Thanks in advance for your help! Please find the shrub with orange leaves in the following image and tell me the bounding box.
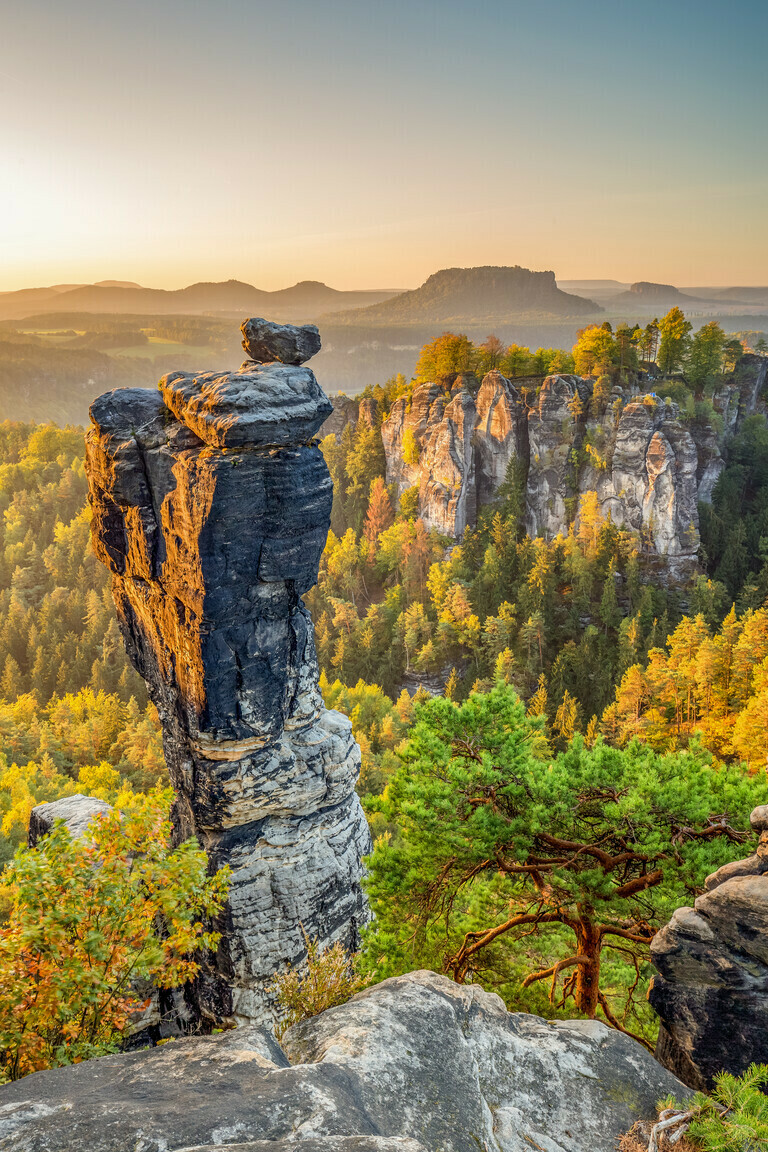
[0,789,229,1081]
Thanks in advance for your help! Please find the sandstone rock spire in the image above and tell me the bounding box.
[85,323,371,1027]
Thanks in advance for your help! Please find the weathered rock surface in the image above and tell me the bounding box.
[325,353,768,565]
[525,374,590,541]
[85,327,370,1028]
[649,803,768,1089]
[160,362,332,448]
[380,370,714,571]
[0,970,685,1152]
[241,317,321,365]
[714,352,768,437]
[319,394,366,440]
[27,794,112,847]
[377,355,768,569]
[474,369,528,505]
[381,374,529,536]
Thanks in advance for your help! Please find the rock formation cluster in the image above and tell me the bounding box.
[375,355,767,576]
[0,970,686,1152]
[649,803,768,1089]
[84,318,371,1027]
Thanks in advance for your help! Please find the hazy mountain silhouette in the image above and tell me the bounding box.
[610,281,705,307]
[329,266,600,324]
[0,280,400,323]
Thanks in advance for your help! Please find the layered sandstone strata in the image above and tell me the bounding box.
[85,324,371,1026]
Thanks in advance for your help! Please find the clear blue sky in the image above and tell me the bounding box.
[1,0,767,289]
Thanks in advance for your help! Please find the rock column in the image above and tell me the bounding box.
[85,319,371,1026]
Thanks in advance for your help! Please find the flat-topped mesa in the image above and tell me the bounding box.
[85,321,371,1027]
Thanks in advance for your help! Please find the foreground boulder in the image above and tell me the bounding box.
[649,803,768,1089]
[84,325,370,1027]
[0,971,684,1152]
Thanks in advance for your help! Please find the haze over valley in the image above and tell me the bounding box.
[3,263,768,422]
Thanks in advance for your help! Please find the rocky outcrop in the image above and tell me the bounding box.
[319,393,359,439]
[381,371,715,571]
[0,970,686,1152]
[377,353,768,578]
[381,374,528,536]
[576,394,700,576]
[649,804,768,1090]
[84,322,371,1028]
[713,353,768,437]
[27,794,112,847]
[525,374,590,540]
[474,370,528,504]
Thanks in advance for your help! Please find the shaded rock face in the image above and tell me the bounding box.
[85,345,370,1027]
[0,970,686,1152]
[649,804,768,1090]
[27,795,112,847]
[318,393,366,440]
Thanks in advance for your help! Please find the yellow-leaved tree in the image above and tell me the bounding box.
[0,789,229,1081]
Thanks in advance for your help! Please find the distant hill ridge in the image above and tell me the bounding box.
[0,279,400,323]
[612,281,704,305]
[329,265,600,324]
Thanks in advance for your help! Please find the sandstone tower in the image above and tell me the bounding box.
[85,319,371,1025]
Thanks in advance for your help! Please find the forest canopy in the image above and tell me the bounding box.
[0,307,765,1060]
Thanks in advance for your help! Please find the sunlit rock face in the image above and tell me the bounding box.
[474,369,527,504]
[381,373,527,537]
[380,367,739,580]
[85,334,371,1027]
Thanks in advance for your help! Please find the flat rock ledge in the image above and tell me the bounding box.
[0,971,685,1152]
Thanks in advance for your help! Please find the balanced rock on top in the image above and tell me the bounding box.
[241,317,321,365]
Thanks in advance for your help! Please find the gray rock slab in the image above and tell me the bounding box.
[178,1142,424,1152]
[0,970,685,1152]
[28,795,112,847]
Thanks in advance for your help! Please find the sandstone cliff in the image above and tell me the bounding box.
[376,358,768,573]
[85,321,371,1027]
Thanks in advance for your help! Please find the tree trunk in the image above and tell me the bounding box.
[574,917,601,1018]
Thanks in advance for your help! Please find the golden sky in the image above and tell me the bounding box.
[2,0,767,291]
